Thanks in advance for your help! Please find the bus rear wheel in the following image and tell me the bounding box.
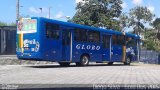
[108,62,113,65]
[124,57,131,65]
[78,55,89,66]
[59,62,70,67]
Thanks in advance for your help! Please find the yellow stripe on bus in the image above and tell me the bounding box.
[20,33,23,48]
[122,46,126,62]
[19,33,24,53]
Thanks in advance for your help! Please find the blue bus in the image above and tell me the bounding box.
[16,17,140,66]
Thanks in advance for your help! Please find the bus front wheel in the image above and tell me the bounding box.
[108,62,113,65]
[79,55,89,66]
[59,62,70,67]
[124,57,131,65]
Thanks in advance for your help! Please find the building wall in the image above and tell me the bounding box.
[0,26,16,55]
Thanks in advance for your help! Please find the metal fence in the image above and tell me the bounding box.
[0,26,16,55]
[140,49,160,64]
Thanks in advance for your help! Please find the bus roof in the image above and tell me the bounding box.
[32,17,140,39]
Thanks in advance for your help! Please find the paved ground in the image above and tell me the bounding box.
[1,63,160,85]
[0,55,160,89]
[0,55,56,65]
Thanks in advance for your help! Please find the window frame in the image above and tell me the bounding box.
[87,30,100,43]
[126,36,135,46]
[74,28,87,42]
[102,35,110,48]
[45,22,60,40]
[112,35,117,45]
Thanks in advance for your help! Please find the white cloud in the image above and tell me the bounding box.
[121,2,128,9]
[148,6,155,12]
[29,7,40,14]
[75,0,84,4]
[54,11,64,19]
[132,0,143,5]
[42,8,49,13]
[75,0,86,4]
[29,7,49,14]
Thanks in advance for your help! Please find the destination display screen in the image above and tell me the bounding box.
[17,18,37,34]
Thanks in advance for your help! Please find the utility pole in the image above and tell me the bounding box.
[39,8,42,17]
[16,0,20,22]
[49,7,52,19]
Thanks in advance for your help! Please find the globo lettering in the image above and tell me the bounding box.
[76,44,100,50]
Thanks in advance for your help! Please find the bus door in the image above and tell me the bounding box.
[111,35,125,61]
[62,29,72,62]
[102,34,111,61]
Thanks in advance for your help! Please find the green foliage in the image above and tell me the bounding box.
[69,0,123,30]
[129,6,155,35]
[143,29,160,51]
[119,13,129,31]
[8,22,16,26]
[144,40,158,51]
[152,18,160,29]
[144,38,160,51]
[0,21,16,26]
[152,18,160,38]
[0,21,7,26]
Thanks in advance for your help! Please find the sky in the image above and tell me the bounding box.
[0,0,160,24]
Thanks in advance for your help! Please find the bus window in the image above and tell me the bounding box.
[74,29,87,42]
[62,30,70,45]
[112,35,117,45]
[46,23,60,39]
[102,35,110,48]
[88,31,100,43]
[117,35,125,45]
[126,37,135,46]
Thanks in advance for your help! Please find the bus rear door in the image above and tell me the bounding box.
[111,35,124,61]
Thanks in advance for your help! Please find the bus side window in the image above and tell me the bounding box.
[102,35,110,48]
[74,29,87,42]
[46,23,60,39]
[117,35,125,46]
[126,37,134,46]
[62,30,70,45]
[112,35,117,45]
[88,31,100,43]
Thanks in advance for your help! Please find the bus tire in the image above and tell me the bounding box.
[108,62,113,65]
[76,62,81,66]
[80,55,89,66]
[124,57,131,65]
[59,62,70,67]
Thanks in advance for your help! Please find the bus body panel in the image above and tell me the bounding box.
[111,45,123,62]
[73,42,102,62]
[17,18,42,60]
[39,18,62,62]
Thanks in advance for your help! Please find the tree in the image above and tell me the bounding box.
[152,18,160,40]
[143,28,160,51]
[129,6,155,35]
[119,13,129,32]
[0,21,16,26]
[8,22,16,26]
[70,0,123,30]
[0,21,7,26]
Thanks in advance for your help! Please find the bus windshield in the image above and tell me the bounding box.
[17,18,37,34]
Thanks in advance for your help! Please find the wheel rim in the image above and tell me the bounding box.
[126,58,130,64]
[82,56,88,65]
